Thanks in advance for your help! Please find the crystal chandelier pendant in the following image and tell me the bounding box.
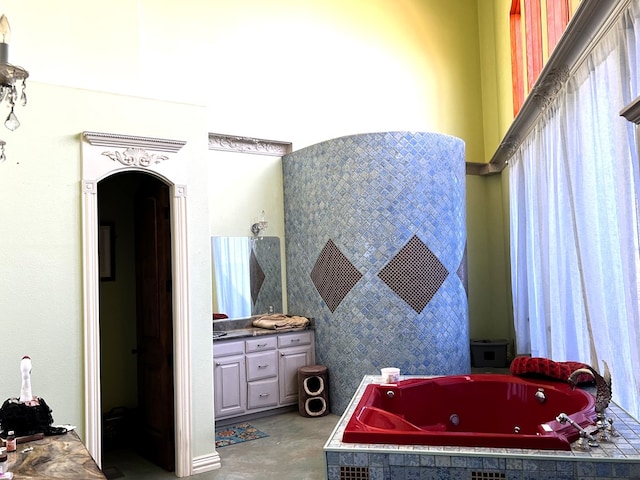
[0,14,29,163]
[5,108,19,131]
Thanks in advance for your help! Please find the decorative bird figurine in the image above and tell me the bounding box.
[568,360,612,414]
[19,355,35,404]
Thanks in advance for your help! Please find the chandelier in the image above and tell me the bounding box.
[0,14,28,162]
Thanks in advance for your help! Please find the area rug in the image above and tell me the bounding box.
[215,422,268,448]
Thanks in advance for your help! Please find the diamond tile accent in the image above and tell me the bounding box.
[310,239,363,312]
[378,235,449,313]
[249,248,266,305]
[457,244,468,296]
[251,237,283,314]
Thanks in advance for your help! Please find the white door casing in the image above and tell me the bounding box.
[81,131,193,476]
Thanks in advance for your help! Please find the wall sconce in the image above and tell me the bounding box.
[251,211,268,237]
[0,14,29,162]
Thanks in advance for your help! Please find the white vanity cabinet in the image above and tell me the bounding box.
[245,336,278,410]
[213,330,315,420]
[278,331,315,405]
[213,341,246,419]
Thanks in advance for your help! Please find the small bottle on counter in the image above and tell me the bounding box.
[5,432,15,453]
[0,451,7,473]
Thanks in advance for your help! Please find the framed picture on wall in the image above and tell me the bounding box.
[99,222,116,281]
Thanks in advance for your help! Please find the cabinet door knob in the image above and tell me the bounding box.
[215,362,221,367]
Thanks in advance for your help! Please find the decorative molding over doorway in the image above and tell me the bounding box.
[208,132,292,156]
[84,131,186,152]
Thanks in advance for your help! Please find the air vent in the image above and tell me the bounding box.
[471,471,506,480]
[339,466,370,480]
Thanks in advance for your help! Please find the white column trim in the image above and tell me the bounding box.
[82,185,102,467]
[171,187,192,476]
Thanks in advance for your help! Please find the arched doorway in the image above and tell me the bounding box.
[81,131,192,476]
[98,172,175,471]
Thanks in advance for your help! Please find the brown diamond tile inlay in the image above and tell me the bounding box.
[250,248,265,305]
[457,244,468,297]
[378,235,449,313]
[310,239,363,312]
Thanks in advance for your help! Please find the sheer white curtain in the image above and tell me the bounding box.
[510,1,640,420]
[212,237,252,318]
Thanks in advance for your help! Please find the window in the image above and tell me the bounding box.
[510,0,573,116]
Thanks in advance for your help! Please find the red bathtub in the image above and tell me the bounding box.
[342,375,596,450]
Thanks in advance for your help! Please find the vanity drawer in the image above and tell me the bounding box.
[213,340,245,357]
[246,351,278,381]
[277,331,312,348]
[247,378,279,410]
[246,336,277,353]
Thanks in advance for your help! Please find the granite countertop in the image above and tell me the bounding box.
[212,316,314,342]
[7,430,105,479]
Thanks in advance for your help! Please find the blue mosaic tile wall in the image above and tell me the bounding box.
[282,132,469,414]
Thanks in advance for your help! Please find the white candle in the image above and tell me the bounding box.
[0,15,11,64]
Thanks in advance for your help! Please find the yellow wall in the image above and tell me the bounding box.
[463,0,516,345]
[478,0,515,159]
[203,0,508,341]
[4,0,486,161]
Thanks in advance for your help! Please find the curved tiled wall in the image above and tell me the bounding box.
[283,132,469,414]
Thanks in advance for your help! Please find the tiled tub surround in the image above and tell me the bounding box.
[325,376,640,480]
[283,132,469,415]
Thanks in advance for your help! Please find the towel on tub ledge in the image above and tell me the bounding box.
[252,314,310,330]
[510,356,594,384]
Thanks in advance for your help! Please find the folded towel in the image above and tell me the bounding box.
[253,314,310,330]
[510,356,594,384]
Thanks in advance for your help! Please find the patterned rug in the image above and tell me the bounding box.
[215,422,268,448]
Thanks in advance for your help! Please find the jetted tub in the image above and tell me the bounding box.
[342,374,596,450]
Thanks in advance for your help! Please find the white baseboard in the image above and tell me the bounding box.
[191,452,221,476]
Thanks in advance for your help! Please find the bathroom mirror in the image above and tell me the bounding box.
[211,236,283,319]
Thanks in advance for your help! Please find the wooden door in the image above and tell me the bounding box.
[134,176,175,471]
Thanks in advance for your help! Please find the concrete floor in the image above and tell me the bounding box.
[102,411,341,480]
